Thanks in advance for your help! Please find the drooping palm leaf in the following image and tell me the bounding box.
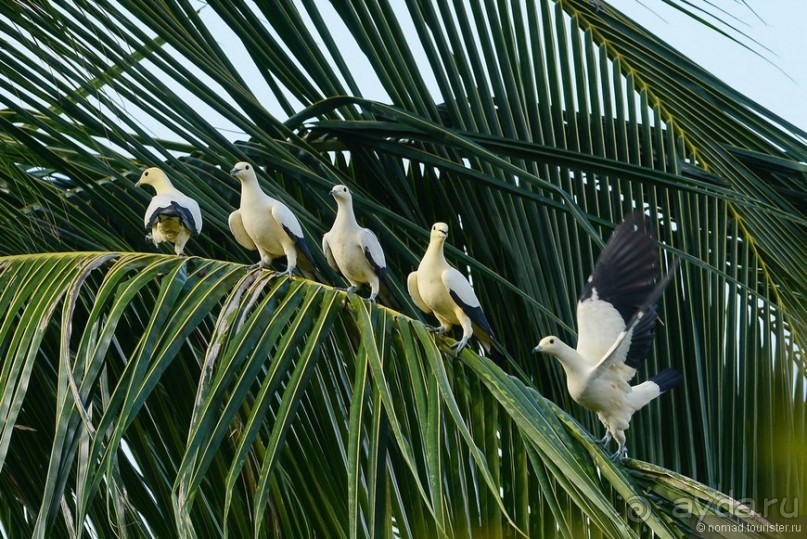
[0,252,777,537]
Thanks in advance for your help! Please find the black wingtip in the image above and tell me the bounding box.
[579,212,659,325]
[298,238,318,268]
[619,256,680,369]
[282,225,320,274]
[623,306,657,369]
[638,255,681,316]
[448,289,496,339]
[363,246,384,276]
[649,367,683,393]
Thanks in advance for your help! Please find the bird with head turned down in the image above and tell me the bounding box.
[228,161,318,280]
[136,167,202,256]
[408,222,505,367]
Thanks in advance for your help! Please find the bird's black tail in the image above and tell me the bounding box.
[377,268,402,310]
[649,367,683,393]
[474,327,507,369]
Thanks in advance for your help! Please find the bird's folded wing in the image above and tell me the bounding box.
[579,213,657,326]
[145,196,171,227]
[321,234,338,271]
[589,258,681,379]
[145,198,200,236]
[180,195,203,234]
[442,268,496,338]
[272,203,304,239]
[274,204,318,267]
[228,210,257,250]
[441,268,479,307]
[407,272,430,314]
[359,228,386,274]
[143,193,202,235]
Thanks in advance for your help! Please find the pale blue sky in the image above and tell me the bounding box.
[610,0,807,133]
[179,1,807,144]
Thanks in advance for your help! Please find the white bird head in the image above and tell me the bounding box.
[430,222,449,243]
[136,167,173,193]
[533,336,566,355]
[329,184,352,202]
[230,161,257,182]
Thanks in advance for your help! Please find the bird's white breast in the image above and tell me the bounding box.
[576,290,628,363]
[241,201,288,256]
[329,228,373,280]
[573,373,625,409]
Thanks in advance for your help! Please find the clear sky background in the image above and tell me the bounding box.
[609,0,807,133]
[191,1,807,141]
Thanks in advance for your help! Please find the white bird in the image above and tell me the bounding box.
[408,222,504,366]
[136,167,202,256]
[229,161,318,279]
[533,212,681,461]
[322,185,394,303]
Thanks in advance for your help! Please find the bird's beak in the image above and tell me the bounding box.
[532,345,543,353]
[135,178,144,187]
[229,166,240,176]
[329,188,337,197]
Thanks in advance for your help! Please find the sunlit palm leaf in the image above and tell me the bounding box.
[0,253,770,537]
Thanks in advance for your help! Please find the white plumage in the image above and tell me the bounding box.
[322,185,390,302]
[534,213,681,460]
[229,161,317,279]
[408,222,503,365]
[136,167,202,256]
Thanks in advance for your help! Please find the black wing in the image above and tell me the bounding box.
[602,257,680,372]
[448,289,507,367]
[282,225,319,272]
[363,245,383,276]
[362,245,395,290]
[146,201,199,236]
[624,305,657,369]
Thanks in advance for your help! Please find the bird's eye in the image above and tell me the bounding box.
[343,187,347,192]
[245,164,250,170]
[432,226,436,230]
[144,171,149,176]
[549,338,555,344]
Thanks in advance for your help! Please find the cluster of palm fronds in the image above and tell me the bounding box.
[0,0,804,537]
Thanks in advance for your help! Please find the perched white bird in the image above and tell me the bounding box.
[533,212,681,461]
[322,185,393,303]
[229,161,317,279]
[408,222,504,366]
[136,167,202,256]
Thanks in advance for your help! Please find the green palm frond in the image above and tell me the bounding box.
[0,253,775,537]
